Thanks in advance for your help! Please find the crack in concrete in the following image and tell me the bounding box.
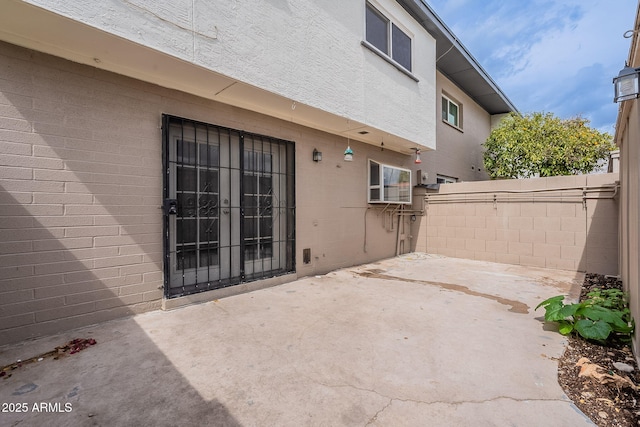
[365,398,392,426]
[392,395,571,406]
[357,271,529,314]
[363,395,574,426]
[316,379,572,406]
[312,379,570,426]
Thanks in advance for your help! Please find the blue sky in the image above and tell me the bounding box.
[427,0,637,134]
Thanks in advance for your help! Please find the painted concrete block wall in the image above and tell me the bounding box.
[415,174,619,275]
[421,71,491,183]
[617,100,640,361]
[0,42,412,344]
[22,0,437,149]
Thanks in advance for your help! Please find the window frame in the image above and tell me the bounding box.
[364,1,414,74]
[441,94,462,129]
[368,159,412,205]
[436,174,458,184]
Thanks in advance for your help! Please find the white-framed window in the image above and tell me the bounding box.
[442,95,461,128]
[369,160,412,204]
[436,174,457,184]
[365,2,413,72]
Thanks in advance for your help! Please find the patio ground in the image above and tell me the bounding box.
[0,254,593,426]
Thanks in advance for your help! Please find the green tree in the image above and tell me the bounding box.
[483,112,615,179]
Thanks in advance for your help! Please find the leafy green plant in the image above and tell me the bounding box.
[483,112,615,179]
[585,288,627,311]
[536,288,634,343]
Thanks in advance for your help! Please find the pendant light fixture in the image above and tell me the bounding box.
[344,144,354,161]
[344,121,353,161]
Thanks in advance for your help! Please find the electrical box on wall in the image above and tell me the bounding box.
[416,169,428,185]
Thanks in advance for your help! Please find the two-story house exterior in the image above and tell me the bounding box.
[408,4,517,184]
[0,0,514,345]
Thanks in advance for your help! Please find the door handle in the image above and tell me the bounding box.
[164,199,178,215]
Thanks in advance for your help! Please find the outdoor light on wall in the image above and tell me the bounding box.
[312,148,322,162]
[613,63,640,102]
[413,148,422,164]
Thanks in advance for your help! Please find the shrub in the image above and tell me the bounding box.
[536,288,634,343]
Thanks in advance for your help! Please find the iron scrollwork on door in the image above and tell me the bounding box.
[162,115,295,298]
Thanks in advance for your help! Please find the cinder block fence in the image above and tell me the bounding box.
[412,173,619,276]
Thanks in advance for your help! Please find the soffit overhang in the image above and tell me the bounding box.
[397,0,518,115]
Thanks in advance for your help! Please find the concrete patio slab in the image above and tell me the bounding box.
[0,254,593,426]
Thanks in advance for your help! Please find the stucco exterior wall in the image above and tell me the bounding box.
[0,42,414,344]
[420,71,491,183]
[414,174,619,275]
[19,0,436,149]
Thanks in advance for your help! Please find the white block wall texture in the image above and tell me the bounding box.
[5,0,437,150]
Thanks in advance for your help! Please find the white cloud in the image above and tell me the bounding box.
[427,0,637,129]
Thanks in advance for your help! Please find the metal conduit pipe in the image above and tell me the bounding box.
[425,195,618,204]
[394,210,425,215]
[424,184,619,205]
[362,204,423,254]
[395,205,403,256]
[425,183,618,196]
[425,190,618,201]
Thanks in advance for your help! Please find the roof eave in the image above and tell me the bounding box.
[396,0,518,115]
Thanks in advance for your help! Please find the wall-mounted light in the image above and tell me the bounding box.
[344,145,354,161]
[613,63,640,102]
[312,148,322,162]
[412,148,422,164]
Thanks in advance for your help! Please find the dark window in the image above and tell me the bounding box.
[365,2,412,72]
[392,24,411,71]
[366,4,389,54]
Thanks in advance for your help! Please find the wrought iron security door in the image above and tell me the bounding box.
[162,115,295,298]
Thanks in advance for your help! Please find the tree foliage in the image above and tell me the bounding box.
[483,112,615,179]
